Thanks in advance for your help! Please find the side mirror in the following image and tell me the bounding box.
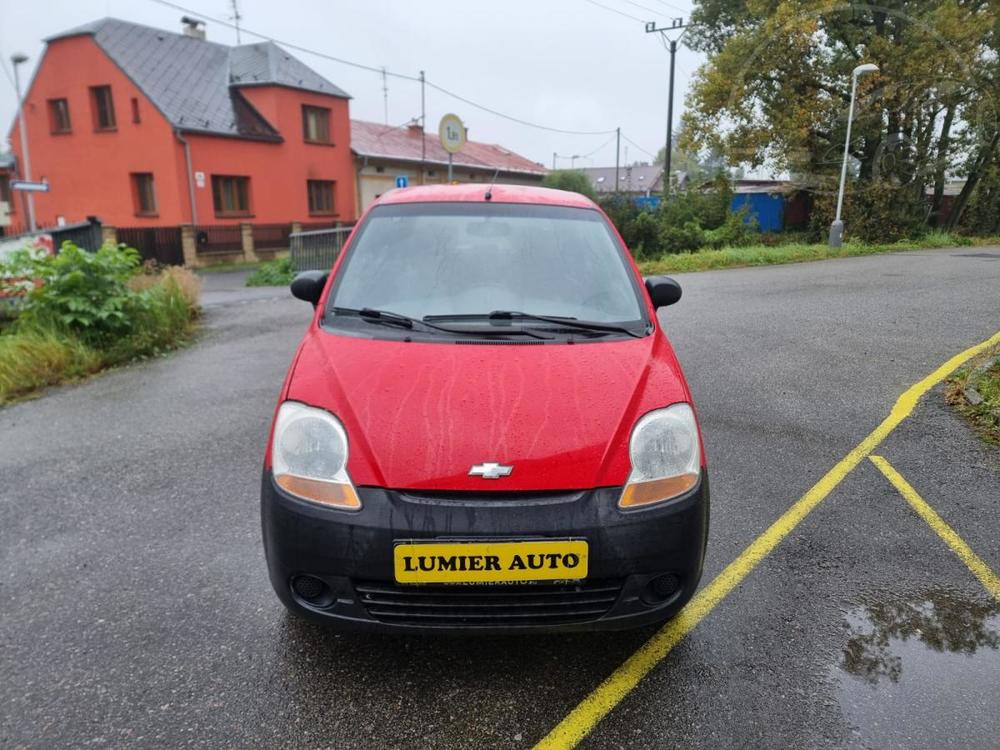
[644,276,682,309]
[290,271,328,307]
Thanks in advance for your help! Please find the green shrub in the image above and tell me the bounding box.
[246,257,295,287]
[658,221,707,253]
[541,170,596,200]
[13,242,144,347]
[704,207,757,249]
[0,243,200,403]
[810,180,926,243]
[628,211,663,259]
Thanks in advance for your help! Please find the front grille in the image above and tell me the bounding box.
[354,579,623,626]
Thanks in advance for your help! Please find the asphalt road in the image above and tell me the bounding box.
[2,246,999,749]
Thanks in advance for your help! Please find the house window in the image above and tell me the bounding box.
[302,105,331,144]
[48,99,72,133]
[131,173,157,215]
[131,97,141,124]
[0,175,12,207]
[90,85,116,130]
[211,175,251,216]
[307,180,335,215]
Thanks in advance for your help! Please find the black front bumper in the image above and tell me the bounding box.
[260,471,709,634]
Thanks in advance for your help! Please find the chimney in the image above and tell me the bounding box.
[181,16,206,40]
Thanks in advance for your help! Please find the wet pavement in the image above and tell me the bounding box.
[1,245,999,748]
[837,590,1000,749]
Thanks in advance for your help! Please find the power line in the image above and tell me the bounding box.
[148,0,617,136]
[424,81,615,135]
[653,0,691,14]
[620,133,658,160]
[615,0,669,18]
[580,132,619,158]
[149,0,420,80]
[581,0,646,24]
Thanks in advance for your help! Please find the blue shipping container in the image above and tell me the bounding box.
[731,193,784,232]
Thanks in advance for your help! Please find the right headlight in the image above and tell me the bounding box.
[271,401,361,511]
[619,403,701,510]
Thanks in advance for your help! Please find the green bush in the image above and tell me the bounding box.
[541,170,597,200]
[658,221,706,253]
[246,257,295,287]
[704,207,757,249]
[13,242,144,347]
[0,242,200,403]
[811,180,926,243]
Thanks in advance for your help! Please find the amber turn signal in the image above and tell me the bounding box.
[619,473,699,509]
[275,474,362,510]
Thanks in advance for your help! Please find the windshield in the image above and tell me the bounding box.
[325,202,647,329]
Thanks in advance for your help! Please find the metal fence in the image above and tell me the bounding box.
[0,218,103,251]
[51,219,104,251]
[195,224,243,254]
[117,226,184,265]
[289,226,353,271]
[253,223,292,250]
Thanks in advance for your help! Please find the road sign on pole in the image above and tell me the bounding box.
[439,113,466,182]
[395,175,409,189]
[10,180,50,193]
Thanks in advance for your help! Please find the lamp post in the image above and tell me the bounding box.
[11,53,36,233]
[829,63,879,247]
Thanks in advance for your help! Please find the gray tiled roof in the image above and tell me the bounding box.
[47,18,349,140]
[580,165,664,194]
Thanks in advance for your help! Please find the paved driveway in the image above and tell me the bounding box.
[2,246,999,748]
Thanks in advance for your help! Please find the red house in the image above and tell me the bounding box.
[6,17,356,230]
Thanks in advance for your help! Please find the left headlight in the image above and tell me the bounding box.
[271,401,361,511]
[619,403,701,510]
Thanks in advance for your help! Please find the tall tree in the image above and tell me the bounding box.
[681,0,998,227]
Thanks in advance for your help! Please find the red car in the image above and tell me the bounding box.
[261,184,708,633]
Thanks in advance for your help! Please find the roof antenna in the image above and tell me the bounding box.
[229,0,243,44]
[484,167,500,201]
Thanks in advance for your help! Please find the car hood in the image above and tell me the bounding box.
[283,328,693,491]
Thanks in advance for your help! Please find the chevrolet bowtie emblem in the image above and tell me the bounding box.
[468,462,513,479]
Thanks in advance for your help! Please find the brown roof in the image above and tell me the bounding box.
[350,119,546,176]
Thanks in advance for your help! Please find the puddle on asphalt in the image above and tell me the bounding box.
[836,589,1000,748]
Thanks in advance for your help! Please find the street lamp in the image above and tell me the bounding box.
[829,63,879,247]
[11,52,36,233]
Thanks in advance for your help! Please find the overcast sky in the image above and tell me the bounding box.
[0,0,704,169]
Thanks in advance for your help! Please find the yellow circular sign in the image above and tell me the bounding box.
[438,113,466,154]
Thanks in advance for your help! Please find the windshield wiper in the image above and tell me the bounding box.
[425,311,647,338]
[330,307,549,339]
[331,306,454,333]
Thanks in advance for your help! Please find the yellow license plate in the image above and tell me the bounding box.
[393,539,589,584]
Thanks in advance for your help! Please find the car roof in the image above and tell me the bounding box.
[374,183,598,209]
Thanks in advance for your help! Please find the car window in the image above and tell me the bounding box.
[326,202,646,324]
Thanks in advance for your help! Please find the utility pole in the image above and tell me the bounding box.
[615,127,621,193]
[646,19,688,197]
[381,67,389,125]
[552,152,557,170]
[419,70,426,185]
[230,0,243,44]
[11,53,36,233]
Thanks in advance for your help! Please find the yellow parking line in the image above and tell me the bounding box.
[870,455,1000,599]
[534,329,1000,750]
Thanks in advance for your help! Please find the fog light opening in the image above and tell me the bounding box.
[291,575,333,607]
[645,573,682,603]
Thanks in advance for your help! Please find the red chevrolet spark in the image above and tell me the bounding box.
[261,184,708,633]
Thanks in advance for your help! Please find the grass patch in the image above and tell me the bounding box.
[637,233,974,275]
[246,257,295,287]
[0,263,201,405]
[946,346,1000,445]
